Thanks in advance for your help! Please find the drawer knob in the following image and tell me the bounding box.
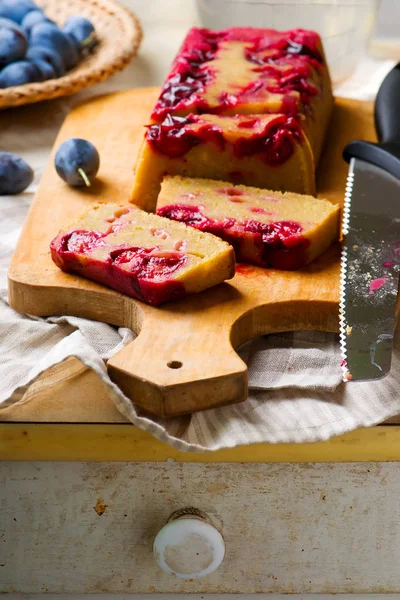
[153,507,225,579]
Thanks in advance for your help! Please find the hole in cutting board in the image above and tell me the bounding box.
[168,361,183,369]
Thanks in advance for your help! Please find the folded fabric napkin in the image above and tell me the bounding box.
[0,57,398,452]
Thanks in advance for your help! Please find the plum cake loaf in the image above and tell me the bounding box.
[156,176,340,270]
[131,26,333,210]
[50,203,235,306]
[132,112,315,212]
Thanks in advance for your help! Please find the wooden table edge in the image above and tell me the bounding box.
[1,422,400,463]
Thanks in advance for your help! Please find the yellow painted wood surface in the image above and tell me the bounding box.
[7,89,376,417]
[1,422,400,462]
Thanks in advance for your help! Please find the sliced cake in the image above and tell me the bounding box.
[132,112,315,212]
[50,203,235,306]
[156,176,340,270]
[151,27,333,164]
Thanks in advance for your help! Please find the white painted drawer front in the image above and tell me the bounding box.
[1,461,399,593]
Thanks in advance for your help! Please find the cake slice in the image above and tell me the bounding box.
[156,176,340,270]
[132,112,315,212]
[151,27,333,164]
[50,203,235,306]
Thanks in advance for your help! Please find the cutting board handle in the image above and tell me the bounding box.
[107,312,248,417]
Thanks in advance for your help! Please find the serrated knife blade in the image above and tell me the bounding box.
[339,63,400,381]
[339,157,400,381]
[341,62,400,382]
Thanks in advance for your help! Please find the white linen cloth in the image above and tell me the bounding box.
[0,57,398,452]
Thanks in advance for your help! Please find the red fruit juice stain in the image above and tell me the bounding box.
[235,263,260,277]
[369,278,387,295]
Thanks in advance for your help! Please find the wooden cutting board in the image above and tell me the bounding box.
[8,88,375,417]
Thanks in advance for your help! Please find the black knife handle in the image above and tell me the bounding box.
[375,63,400,145]
[343,63,400,181]
[343,140,400,181]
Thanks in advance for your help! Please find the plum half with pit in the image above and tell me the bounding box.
[0,152,34,195]
[55,138,100,187]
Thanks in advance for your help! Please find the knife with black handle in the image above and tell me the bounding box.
[340,63,400,381]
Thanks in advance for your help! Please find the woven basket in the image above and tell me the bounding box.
[0,0,143,109]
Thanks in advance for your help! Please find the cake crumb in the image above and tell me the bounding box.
[94,498,108,516]
[346,325,352,335]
